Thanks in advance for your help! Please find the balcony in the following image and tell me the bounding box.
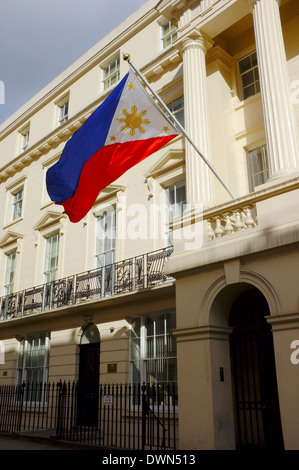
[166,175,299,275]
[0,246,173,322]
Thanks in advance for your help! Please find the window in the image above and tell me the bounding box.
[167,96,184,127]
[5,176,26,225]
[130,311,177,387]
[21,130,29,152]
[95,207,116,294]
[44,234,59,283]
[102,57,120,90]
[239,51,260,100]
[95,207,116,268]
[43,234,59,308]
[247,144,269,191]
[1,251,17,318]
[165,180,186,246]
[58,101,69,126]
[161,21,178,48]
[16,333,49,388]
[12,189,23,221]
[4,252,16,295]
[18,125,30,153]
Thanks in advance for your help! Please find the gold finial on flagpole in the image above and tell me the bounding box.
[123,53,131,62]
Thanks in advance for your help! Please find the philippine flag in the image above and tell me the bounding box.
[46,70,179,223]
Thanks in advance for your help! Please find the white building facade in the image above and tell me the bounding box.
[0,0,299,450]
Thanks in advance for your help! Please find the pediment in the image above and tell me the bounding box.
[0,231,24,249]
[94,185,126,205]
[33,211,66,232]
[145,148,185,180]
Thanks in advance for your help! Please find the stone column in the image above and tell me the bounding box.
[181,33,214,206]
[249,0,299,179]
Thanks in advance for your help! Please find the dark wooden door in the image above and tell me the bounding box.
[77,343,100,427]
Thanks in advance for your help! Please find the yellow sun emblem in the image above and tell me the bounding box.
[117,105,151,137]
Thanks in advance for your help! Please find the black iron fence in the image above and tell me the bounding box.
[0,247,173,321]
[0,381,178,450]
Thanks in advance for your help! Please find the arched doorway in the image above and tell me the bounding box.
[229,288,284,450]
[77,323,100,427]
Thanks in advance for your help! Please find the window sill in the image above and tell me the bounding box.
[234,92,261,111]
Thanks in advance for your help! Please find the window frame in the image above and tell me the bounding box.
[4,251,17,296]
[55,93,70,127]
[43,233,60,284]
[161,21,178,49]
[95,206,116,269]
[42,233,60,309]
[167,96,184,127]
[4,176,27,227]
[247,144,269,192]
[58,100,69,126]
[164,179,186,246]
[130,310,177,389]
[18,124,30,154]
[95,205,116,295]
[238,51,260,101]
[21,130,30,152]
[0,232,23,310]
[16,332,50,400]
[11,188,23,222]
[102,56,120,91]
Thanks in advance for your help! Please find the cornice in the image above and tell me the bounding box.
[0,89,112,184]
[142,45,182,80]
[156,0,198,22]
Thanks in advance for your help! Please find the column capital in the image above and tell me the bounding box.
[246,0,281,12]
[180,29,213,55]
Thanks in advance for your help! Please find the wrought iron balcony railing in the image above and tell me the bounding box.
[0,246,173,322]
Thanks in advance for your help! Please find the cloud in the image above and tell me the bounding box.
[0,0,148,124]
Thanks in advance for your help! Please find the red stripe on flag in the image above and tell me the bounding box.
[60,136,176,222]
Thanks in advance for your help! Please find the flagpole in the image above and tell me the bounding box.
[123,53,236,200]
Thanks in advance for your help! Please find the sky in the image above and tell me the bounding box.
[0,0,149,125]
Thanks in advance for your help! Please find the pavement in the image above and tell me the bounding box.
[0,431,94,451]
[0,434,64,450]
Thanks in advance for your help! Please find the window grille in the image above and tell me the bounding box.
[239,51,260,100]
[161,21,178,48]
[102,58,120,90]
